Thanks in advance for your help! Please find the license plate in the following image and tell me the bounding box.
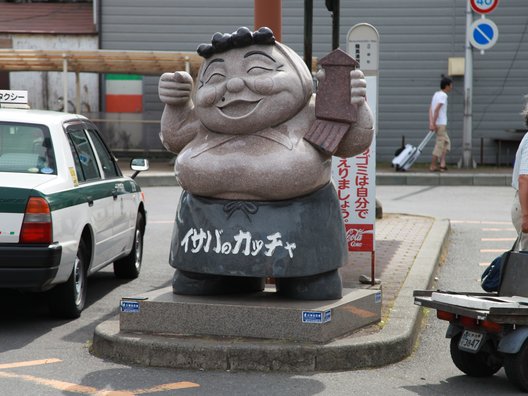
[458,330,485,353]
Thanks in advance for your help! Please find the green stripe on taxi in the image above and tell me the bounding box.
[0,179,139,213]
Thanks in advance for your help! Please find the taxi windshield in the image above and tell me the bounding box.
[0,122,56,174]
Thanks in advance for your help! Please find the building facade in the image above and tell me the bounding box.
[0,2,99,113]
[6,1,528,165]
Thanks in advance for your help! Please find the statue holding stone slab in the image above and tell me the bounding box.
[158,27,374,300]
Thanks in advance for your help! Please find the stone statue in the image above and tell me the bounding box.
[159,27,374,300]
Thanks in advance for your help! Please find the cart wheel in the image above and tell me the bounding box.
[504,340,528,392]
[450,333,503,377]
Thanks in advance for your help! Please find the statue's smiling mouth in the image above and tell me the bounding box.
[217,99,261,118]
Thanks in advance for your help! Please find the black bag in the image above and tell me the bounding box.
[481,235,521,293]
[481,254,504,292]
[498,249,528,297]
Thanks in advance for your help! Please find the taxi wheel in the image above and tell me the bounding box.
[114,212,144,279]
[49,240,88,319]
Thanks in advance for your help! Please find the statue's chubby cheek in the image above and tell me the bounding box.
[196,86,218,107]
[253,77,274,95]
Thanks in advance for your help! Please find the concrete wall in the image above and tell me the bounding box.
[100,0,528,165]
[10,35,99,112]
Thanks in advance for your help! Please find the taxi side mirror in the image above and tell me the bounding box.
[130,158,149,179]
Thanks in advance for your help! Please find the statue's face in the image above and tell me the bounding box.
[194,45,307,134]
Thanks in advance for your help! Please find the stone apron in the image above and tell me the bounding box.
[170,183,347,278]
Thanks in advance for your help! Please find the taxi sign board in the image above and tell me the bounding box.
[469,18,499,51]
[470,0,499,15]
[0,90,28,104]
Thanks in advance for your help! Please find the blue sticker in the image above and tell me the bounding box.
[375,291,382,303]
[79,153,90,165]
[324,309,332,323]
[302,311,323,324]
[41,167,54,174]
[120,300,140,313]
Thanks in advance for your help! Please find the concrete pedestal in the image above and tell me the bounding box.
[119,287,381,343]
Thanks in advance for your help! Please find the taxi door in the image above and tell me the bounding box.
[66,124,116,266]
[84,126,134,260]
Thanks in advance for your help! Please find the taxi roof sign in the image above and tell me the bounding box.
[0,90,28,104]
[0,90,29,109]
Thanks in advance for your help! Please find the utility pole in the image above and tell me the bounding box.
[461,0,475,168]
[326,0,340,50]
[254,0,281,41]
[304,0,313,72]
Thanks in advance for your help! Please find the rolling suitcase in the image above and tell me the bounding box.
[392,131,435,171]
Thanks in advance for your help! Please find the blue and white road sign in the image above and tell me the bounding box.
[469,18,498,51]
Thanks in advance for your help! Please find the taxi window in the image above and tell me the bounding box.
[0,122,57,174]
[67,126,100,182]
[86,128,120,179]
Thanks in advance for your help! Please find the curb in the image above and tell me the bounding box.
[133,173,178,187]
[376,172,512,186]
[91,218,450,372]
[131,172,512,188]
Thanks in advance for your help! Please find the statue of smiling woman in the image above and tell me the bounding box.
[159,27,374,300]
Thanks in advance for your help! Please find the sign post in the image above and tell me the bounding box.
[332,23,379,285]
[461,0,499,168]
[461,0,475,169]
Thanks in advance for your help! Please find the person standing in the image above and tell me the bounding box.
[511,103,528,250]
[429,76,453,172]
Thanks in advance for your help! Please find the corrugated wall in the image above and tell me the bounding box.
[101,0,528,165]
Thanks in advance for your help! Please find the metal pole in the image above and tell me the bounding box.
[462,1,474,168]
[371,251,376,287]
[331,0,340,50]
[75,72,81,114]
[304,0,313,72]
[62,54,68,113]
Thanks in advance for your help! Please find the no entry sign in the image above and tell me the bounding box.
[470,0,499,14]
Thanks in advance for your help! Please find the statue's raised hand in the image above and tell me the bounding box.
[159,71,193,106]
[350,69,367,106]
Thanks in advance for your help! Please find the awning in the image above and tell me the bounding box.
[0,49,202,76]
[0,49,318,112]
[0,49,203,111]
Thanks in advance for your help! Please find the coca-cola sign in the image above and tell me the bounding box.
[345,224,374,251]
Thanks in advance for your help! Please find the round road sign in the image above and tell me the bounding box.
[469,18,499,51]
[470,0,499,15]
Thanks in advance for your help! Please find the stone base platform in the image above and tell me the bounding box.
[91,286,383,371]
[118,287,382,343]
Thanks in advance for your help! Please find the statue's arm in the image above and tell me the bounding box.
[159,71,202,154]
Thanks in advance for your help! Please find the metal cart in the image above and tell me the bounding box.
[414,290,528,392]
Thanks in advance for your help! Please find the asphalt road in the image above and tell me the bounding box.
[0,185,523,395]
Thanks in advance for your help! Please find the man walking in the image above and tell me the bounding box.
[429,76,453,172]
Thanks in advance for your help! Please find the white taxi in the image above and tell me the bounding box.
[0,90,148,318]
